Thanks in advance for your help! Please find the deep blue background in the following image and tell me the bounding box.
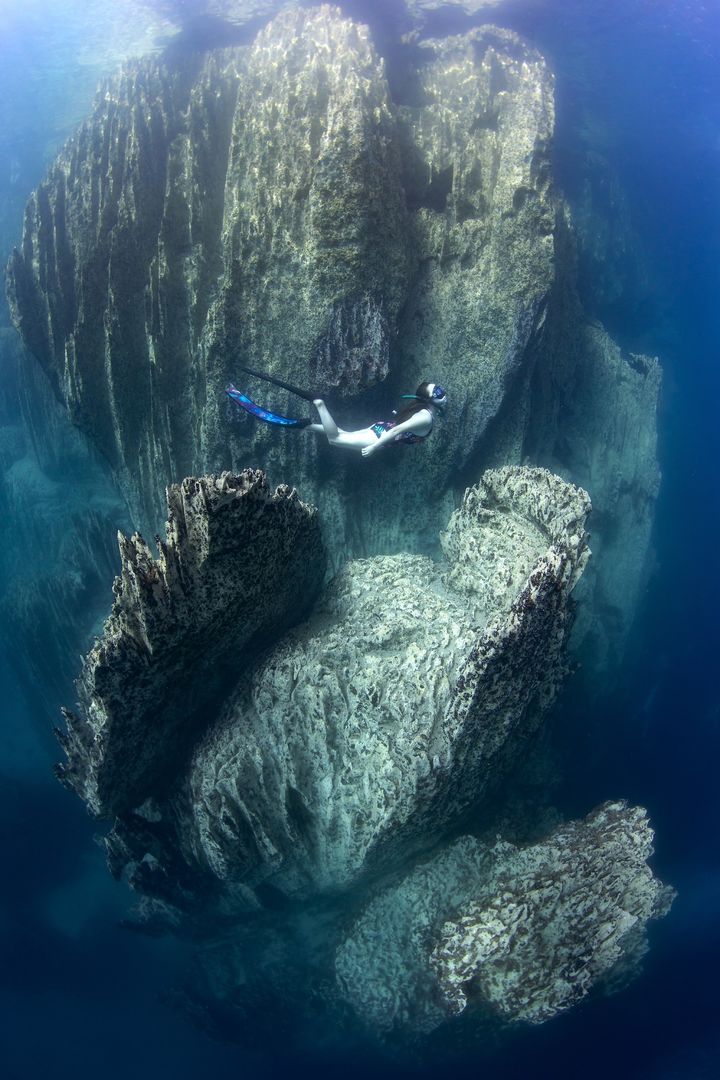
[1,2,718,1076]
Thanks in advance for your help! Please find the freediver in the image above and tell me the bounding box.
[226,366,447,457]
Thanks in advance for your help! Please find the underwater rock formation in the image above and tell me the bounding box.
[6,4,659,663]
[0,7,536,506]
[336,801,674,1033]
[176,466,589,901]
[57,470,325,817]
[6,5,411,529]
[50,463,674,1040]
[525,212,661,669]
[5,2,672,1047]
[73,464,588,904]
[0,326,127,715]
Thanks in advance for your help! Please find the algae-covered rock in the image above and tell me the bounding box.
[57,470,325,817]
[336,801,675,1033]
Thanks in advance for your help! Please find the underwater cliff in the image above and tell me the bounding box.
[3,1,673,1059]
[7,4,660,668]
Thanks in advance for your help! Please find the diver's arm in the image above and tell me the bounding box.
[361,409,432,457]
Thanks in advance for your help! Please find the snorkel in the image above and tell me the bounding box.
[401,383,448,408]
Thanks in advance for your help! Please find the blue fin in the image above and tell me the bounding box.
[226,385,311,428]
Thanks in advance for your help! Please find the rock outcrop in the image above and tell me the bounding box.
[5,5,660,670]
[4,2,672,1051]
[525,213,661,669]
[56,470,325,817]
[6,5,659,666]
[0,328,127,715]
[0,9,535,505]
[48,462,674,1042]
[170,466,589,902]
[336,801,674,1034]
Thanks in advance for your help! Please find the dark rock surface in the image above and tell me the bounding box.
[525,212,661,670]
[56,470,325,817]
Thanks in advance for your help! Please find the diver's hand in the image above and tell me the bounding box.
[361,442,378,458]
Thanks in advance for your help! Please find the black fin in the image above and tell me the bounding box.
[236,364,316,403]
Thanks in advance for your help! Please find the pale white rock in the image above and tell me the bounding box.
[182,466,590,900]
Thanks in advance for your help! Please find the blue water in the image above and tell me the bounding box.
[1,1,719,1077]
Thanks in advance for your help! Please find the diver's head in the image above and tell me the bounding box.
[416,381,448,408]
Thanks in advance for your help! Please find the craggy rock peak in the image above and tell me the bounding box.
[336,802,675,1034]
[57,470,325,817]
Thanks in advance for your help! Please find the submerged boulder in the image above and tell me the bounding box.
[336,801,674,1033]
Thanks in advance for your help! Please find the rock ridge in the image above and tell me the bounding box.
[56,469,326,816]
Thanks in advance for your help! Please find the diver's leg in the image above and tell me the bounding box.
[312,400,376,450]
[313,399,341,441]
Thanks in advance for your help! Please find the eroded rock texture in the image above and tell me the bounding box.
[57,470,325,816]
[174,466,589,902]
[6,6,660,671]
[6,2,672,1051]
[336,801,674,1034]
[88,466,579,901]
[49,463,673,1041]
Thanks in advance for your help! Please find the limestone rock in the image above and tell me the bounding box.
[336,801,675,1033]
[171,466,589,901]
[56,470,325,817]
